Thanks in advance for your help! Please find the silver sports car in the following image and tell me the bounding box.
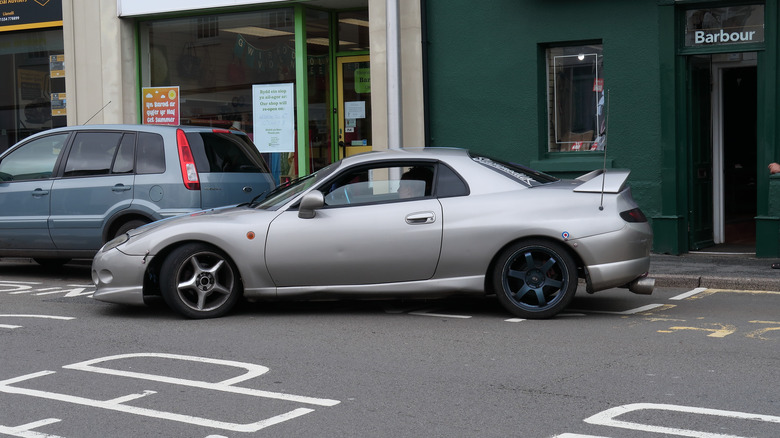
[92,148,654,319]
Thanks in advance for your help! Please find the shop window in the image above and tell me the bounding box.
[546,44,605,152]
[338,11,370,52]
[142,9,296,131]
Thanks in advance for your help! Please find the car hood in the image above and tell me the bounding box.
[116,205,279,257]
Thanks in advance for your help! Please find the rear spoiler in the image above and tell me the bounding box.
[574,169,631,194]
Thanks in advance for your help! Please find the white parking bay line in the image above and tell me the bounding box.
[552,434,611,438]
[408,309,472,319]
[0,418,64,438]
[0,315,75,321]
[570,304,664,315]
[670,287,708,301]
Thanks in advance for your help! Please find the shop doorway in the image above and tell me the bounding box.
[688,53,757,251]
[336,55,372,158]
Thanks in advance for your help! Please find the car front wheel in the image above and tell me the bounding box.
[493,239,577,319]
[160,243,241,319]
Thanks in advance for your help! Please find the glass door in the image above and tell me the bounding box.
[337,55,372,158]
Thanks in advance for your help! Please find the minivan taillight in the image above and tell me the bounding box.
[620,208,648,223]
[176,129,200,190]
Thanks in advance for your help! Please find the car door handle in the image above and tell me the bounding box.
[112,184,132,192]
[31,188,49,197]
[405,211,436,225]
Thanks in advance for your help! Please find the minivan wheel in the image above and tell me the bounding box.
[160,243,242,319]
[112,219,149,239]
[492,239,577,319]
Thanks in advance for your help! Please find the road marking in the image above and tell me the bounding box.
[552,434,610,438]
[504,318,526,323]
[408,308,472,319]
[670,287,708,300]
[572,303,666,315]
[745,320,780,340]
[0,353,341,433]
[585,403,780,437]
[0,418,64,438]
[659,323,736,338]
[0,315,75,321]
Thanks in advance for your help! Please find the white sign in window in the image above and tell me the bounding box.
[253,83,295,153]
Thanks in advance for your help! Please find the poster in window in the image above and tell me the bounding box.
[142,86,180,125]
[252,83,295,153]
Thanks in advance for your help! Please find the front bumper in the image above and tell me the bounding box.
[91,248,149,306]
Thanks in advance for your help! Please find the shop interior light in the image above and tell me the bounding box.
[339,18,370,27]
[578,54,585,61]
[222,26,293,38]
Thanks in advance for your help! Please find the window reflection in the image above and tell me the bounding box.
[547,44,605,152]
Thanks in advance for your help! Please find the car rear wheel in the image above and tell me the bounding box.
[160,243,241,319]
[493,239,577,319]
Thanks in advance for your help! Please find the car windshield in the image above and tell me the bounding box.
[252,162,339,210]
[470,153,558,187]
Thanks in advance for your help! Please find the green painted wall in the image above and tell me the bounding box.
[424,0,664,245]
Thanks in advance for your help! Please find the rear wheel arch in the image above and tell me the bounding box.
[485,236,584,292]
[105,213,154,242]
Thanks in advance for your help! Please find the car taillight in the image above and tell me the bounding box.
[212,128,231,134]
[176,129,200,190]
[620,208,648,223]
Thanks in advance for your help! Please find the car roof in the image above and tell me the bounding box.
[338,147,471,167]
[17,124,242,141]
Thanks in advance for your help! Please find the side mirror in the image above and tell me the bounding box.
[298,190,324,219]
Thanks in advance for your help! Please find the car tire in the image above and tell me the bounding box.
[112,219,149,239]
[160,243,242,319]
[492,239,577,319]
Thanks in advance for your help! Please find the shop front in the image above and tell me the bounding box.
[120,0,371,183]
[655,1,777,256]
[0,0,65,153]
[423,0,780,257]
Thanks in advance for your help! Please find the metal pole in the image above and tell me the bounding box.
[386,0,403,149]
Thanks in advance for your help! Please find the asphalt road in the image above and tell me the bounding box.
[0,259,778,438]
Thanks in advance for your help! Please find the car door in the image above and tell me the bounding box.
[0,133,69,250]
[265,163,443,287]
[49,131,135,250]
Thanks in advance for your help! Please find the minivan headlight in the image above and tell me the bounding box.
[101,234,129,253]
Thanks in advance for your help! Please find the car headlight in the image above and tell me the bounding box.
[101,234,129,253]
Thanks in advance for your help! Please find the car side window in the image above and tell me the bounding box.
[136,132,166,174]
[64,132,123,177]
[187,132,266,173]
[323,164,435,206]
[112,133,136,174]
[0,133,68,182]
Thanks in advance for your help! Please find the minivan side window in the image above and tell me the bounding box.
[64,132,123,177]
[112,133,136,174]
[0,133,68,181]
[136,133,165,174]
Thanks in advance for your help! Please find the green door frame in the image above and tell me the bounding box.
[655,0,778,256]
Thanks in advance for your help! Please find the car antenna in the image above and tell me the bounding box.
[82,101,112,125]
[598,89,609,211]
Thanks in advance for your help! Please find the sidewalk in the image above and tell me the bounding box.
[650,252,780,291]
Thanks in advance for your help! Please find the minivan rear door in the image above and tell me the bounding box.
[49,131,135,250]
[186,130,275,209]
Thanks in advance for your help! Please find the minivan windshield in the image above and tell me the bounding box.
[253,161,340,210]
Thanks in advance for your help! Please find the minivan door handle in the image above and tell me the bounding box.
[405,211,436,225]
[31,188,49,197]
[112,184,132,192]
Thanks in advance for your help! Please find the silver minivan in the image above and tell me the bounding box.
[0,124,275,265]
